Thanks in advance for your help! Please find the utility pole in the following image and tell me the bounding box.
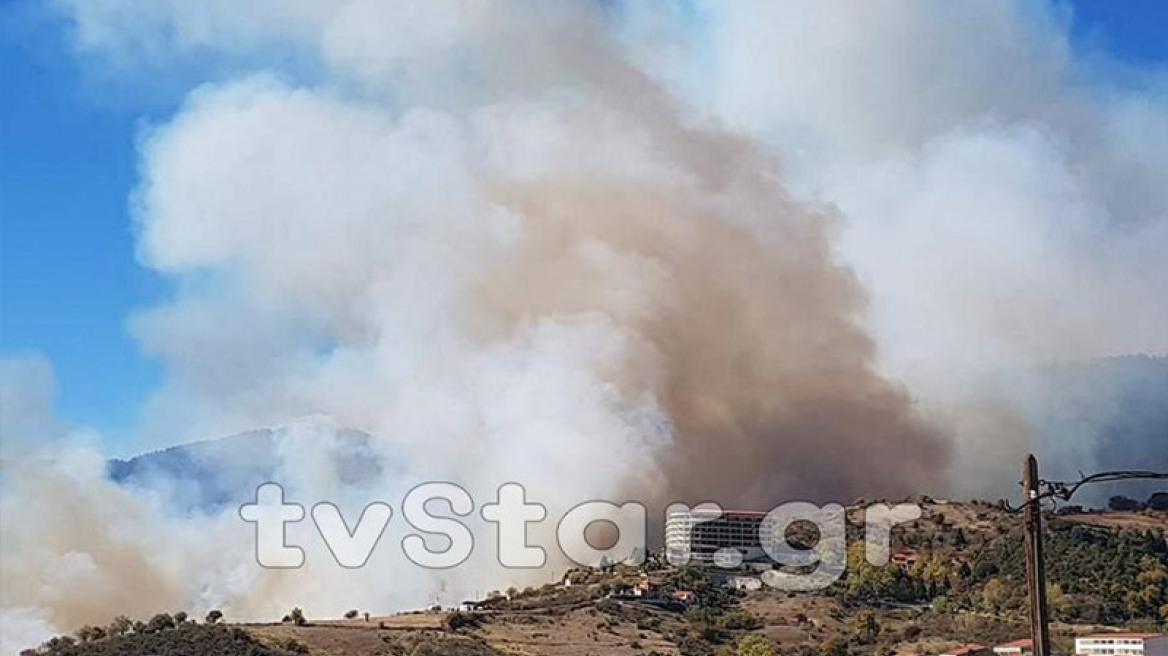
[1023,454,1052,656]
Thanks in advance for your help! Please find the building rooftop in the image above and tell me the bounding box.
[681,508,770,517]
[943,644,988,656]
[1079,630,1163,634]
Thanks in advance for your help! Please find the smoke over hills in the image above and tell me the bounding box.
[110,4,950,510]
[995,356,1168,504]
[2,0,1167,652]
[93,356,1168,516]
[107,427,386,512]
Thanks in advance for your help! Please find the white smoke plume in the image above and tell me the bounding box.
[2,1,1166,652]
[0,353,68,458]
[621,0,1168,495]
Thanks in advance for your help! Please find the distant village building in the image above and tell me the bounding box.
[994,639,1034,656]
[1076,634,1168,656]
[728,576,763,591]
[632,578,653,597]
[890,550,921,567]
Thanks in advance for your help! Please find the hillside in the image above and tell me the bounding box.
[25,501,1165,656]
[20,621,305,656]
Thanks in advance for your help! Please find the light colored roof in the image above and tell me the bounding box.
[686,508,770,517]
[944,645,988,656]
[1079,630,1163,634]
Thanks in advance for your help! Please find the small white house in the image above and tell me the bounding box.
[1076,634,1168,656]
[994,639,1033,656]
[728,576,763,591]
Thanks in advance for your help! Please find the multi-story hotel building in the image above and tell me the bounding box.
[665,508,775,564]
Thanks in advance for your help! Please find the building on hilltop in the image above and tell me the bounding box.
[665,508,775,564]
[1076,634,1167,656]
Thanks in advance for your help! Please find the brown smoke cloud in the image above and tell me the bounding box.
[453,15,950,504]
[481,159,948,508]
[433,4,950,507]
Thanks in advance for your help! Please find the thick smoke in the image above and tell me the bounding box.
[723,1,1164,489]
[2,3,948,648]
[3,0,1166,652]
[115,1,950,507]
[620,0,1168,498]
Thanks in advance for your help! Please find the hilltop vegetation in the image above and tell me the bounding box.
[842,501,1168,624]
[22,616,307,656]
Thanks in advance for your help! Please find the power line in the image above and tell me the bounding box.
[1005,458,1166,656]
[1000,469,1167,514]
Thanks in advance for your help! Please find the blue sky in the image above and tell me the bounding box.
[0,8,173,440]
[1,0,1167,446]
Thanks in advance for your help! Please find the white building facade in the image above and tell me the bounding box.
[1075,635,1168,656]
[665,509,777,564]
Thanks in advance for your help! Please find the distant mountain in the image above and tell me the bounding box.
[107,426,386,513]
[992,355,1168,504]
